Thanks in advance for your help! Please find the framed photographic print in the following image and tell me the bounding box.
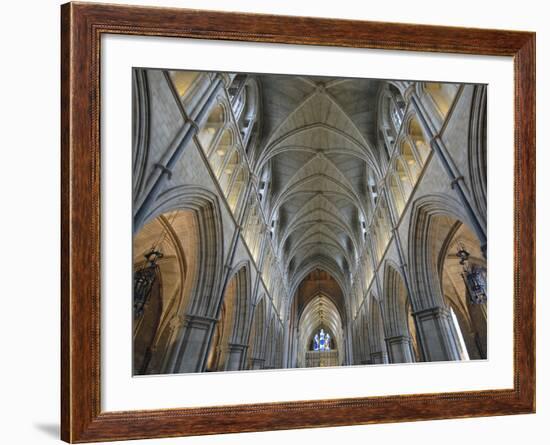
[61,2,535,442]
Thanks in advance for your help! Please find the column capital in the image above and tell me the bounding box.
[370,351,389,364]
[412,306,451,319]
[249,357,266,370]
[227,342,249,353]
[169,314,184,330]
[403,84,416,102]
[218,72,233,88]
[183,313,218,329]
[385,334,412,343]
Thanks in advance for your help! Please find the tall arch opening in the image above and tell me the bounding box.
[440,223,487,359]
[289,269,346,368]
[206,266,251,371]
[382,263,419,363]
[409,196,486,362]
[247,296,267,369]
[132,209,199,375]
[132,69,487,375]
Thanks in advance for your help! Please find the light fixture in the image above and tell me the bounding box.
[133,248,164,319]
[456,243,487,304]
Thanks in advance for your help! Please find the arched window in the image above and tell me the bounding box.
[169,71,200,100]
[376,198,391,252]
[269,209,279,243]
[389,84,406,131]
[402,140,421,181]
[218,149,239,194]
[360,216,367,241]
[396,158,413,199]
[232,87,246,120]
[243,199,263,263]
[371,217,386,263]
[391,102,403,130]
[209,129,233,178]
[227,74,247,102]
[363,245,374,289]
[366,167,379,207]
[246,122,260,158]
[390,173,405,215]
[198,104,225,152]
[425,82,459,118]
[378,84,407,159]
[227,166,246,212]
[408,116,431,163]
[258,162,272,211]
[312,328,332,351]
[238,82,259,153]
[378,129,391,163]
[262,249,273,291]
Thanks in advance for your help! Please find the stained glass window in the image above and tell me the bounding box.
[313,329,331,351]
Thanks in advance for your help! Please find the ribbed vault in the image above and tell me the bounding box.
[295,269,346,366]
[253,75,383,303]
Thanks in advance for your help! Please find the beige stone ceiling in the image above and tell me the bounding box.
[251,75,383,293]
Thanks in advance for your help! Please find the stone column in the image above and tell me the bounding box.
[413,307,463,362]
[153,315,184,373]
[370,351,389,364]
[385,335,415,363]
[169,314,217,374]
[250,357,265,370]
[409,93,487,256]
[224,343,248,371]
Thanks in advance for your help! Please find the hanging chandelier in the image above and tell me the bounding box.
[133,248,163,319]
[456,243,487,305]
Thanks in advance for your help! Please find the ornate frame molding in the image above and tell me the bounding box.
[61,2,535,442]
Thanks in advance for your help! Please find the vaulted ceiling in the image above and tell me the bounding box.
[251,75,385,298]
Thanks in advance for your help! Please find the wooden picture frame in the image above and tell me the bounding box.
[61,1,536,442]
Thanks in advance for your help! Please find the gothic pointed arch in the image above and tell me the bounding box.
[140,186,225,318]
[407,193,474,311]
[207,263,252,371]
[381,260,417,363]
[247,294,268,369]
[468,84,488,228]
[132,69,487,373]
[366,293,389,364]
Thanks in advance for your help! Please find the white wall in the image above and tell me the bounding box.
[0,0,546,444]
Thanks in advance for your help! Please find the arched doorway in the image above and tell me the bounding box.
[382,262,418,363]
[299,296,343,368]
[132,209,199,375]
[247,296,267,369]
[408,195,487,362]
[206,266,251,371]
[288,269,346,368]
[440,223,487,359]
[367,294,389,364]
[135,188,224,374]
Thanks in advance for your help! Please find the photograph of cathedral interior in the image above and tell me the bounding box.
[132,69,487,376]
